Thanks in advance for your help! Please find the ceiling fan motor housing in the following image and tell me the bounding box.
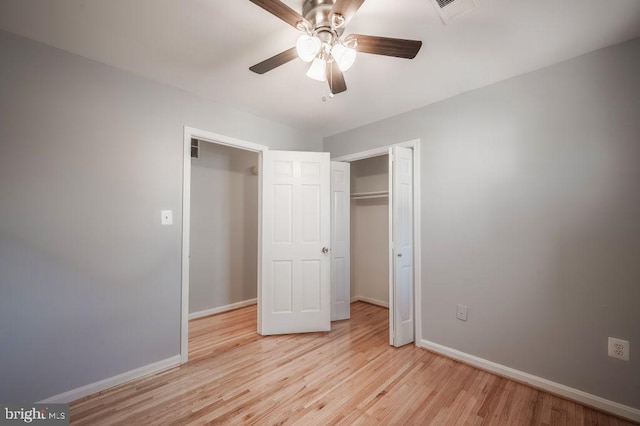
[303,0,344,43]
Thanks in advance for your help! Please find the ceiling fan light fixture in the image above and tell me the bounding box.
[248,0,423,96]
[306,57,327,81]
[296,35,321,62]
[331,42,357,72]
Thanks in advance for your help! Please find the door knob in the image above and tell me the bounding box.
[397,253,403,257]
[322,247,329,254]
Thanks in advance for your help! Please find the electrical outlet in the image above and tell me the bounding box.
[608,337,630,361]
[456,304,468,321]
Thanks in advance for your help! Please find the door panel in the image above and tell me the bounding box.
[273,261,293,312]
[273,185,293,243]
[390,146,414,347]
[260,151,331,335]
[331,162,351,321]
[301,185,321,242]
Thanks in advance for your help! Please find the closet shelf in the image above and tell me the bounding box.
[351,191,389,200]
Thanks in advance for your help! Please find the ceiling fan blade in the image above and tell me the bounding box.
[326,60,347,95]
[331,0,366,25]
[249,0,307,29]
[352,34,422,59]
[249,47,298,74]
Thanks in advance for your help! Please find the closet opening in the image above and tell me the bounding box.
[333,140,421,348]
[350,155,390,310]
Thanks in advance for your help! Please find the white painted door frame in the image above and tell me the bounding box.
[181,126,268,364]
[331,139,422,347]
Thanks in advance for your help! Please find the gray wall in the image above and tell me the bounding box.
[0,30,321,402]
[325,38,640,408]
[189,142,258,314]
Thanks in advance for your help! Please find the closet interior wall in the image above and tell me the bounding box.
[189,141,259,315]
[350,155,390,307]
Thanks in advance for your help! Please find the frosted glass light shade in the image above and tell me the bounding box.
[331,43,357,71]
[296,35,321,62]
[306,57,327,81]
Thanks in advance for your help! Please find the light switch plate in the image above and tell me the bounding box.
[161,210,173,225]
[456,304,468,321]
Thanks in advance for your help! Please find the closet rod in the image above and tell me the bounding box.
[351,191,389,200]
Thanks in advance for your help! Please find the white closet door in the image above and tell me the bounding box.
[330,161,350,321]
[389,146,414,347]
[259,150,331,335]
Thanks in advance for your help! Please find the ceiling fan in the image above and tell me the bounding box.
[249,0,423,96]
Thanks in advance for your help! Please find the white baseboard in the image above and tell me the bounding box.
[418,339,640,423]
[39,355,181,404]
[189,298,257,320]
[350,296,389,308]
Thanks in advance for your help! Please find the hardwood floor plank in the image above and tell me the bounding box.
[70,302,634,425]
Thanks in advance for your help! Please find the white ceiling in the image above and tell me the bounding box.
[1,0,640,137]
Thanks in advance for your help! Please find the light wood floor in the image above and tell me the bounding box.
[70,302,633,425]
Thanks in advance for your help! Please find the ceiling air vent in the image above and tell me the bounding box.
[430,0,476,24]
[436,0,457,7]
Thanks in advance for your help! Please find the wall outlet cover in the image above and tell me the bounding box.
[608,337,630,361]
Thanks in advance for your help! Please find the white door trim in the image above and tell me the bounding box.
[331,139,422,348]
[181,126,268,364]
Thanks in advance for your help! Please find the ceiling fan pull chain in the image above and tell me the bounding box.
[327,64,332,100]
[329,64,335,99]
[322,65,335,102]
